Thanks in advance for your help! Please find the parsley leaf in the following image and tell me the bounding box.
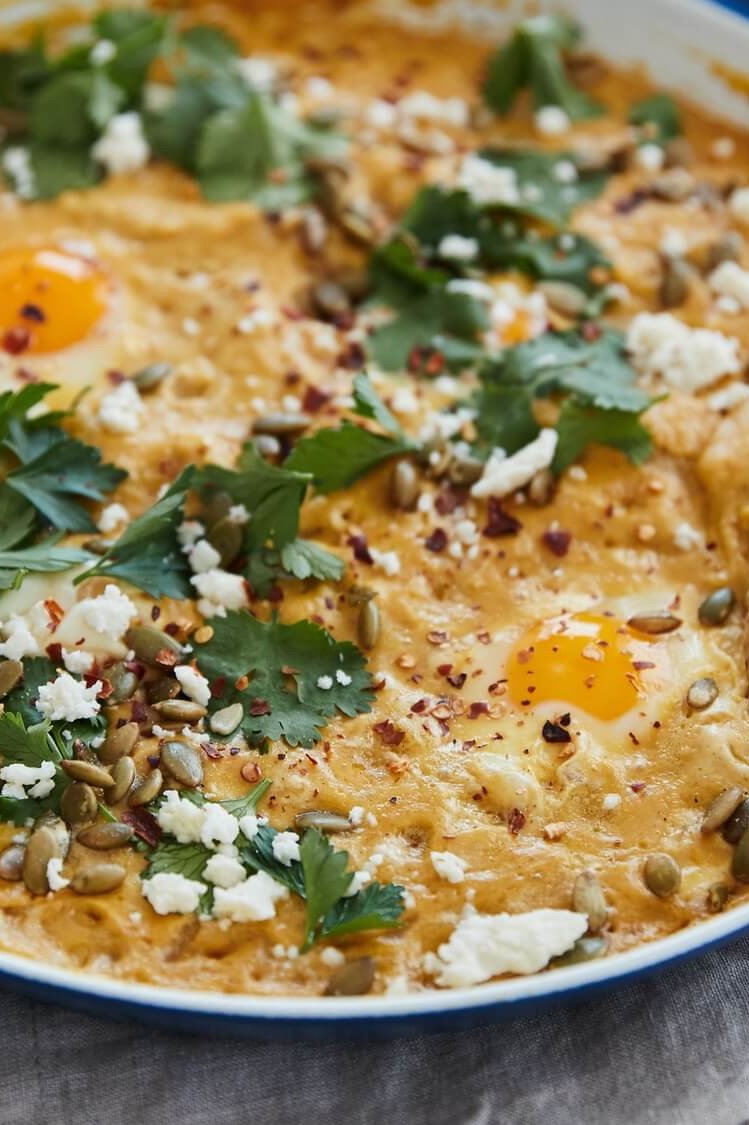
[240,824,307,895]
[143,840,213,881]
[0,712,67,826]
[217,778,272,818]
[279,540,345,583]
[553,399,653,474]
[195,610,373,748]
[483,14,602,121]
[0,538,91,592]
[299,828,353,950]
[629,93,682,146]
[318,881,405,943]
[285,374,418,491]
[77,467,195,598]
[475,149,608,228]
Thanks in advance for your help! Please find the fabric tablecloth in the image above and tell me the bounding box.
[2,933,749,1125]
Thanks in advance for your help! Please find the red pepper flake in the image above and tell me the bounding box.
[410,698,428,714]
[2,327,30,355]
[45,642,63,664]
[203,742,223,759]
[305,753,319,766]
[338,341,365,370]
[483,497,522,538]
[121,808,162,847]
[151,605,161,621]
[437,663,453,676]
[434,489,466,516]
[447,672,467,689]
[630,780,646,793]
[407,345,444,376]
[425,528,447,553]
[15,367,39,383]
[94,677,113,699]
[614,187,651,215]
[106,368,126,385]
[267,585,284,603]
[542,528,572,558]
[235,674,250,691]
[154,648,179,668]
[426,630,448,645]
[373,719,405,745]
[241,761,262,783]
[507,807,526,834]
[249,697,271,716]
[43,599,65,631]
[633,660,656,670]
[347,534,373,565]
[476,631,491,645]
[467,701,489,719]
[210,676,227,698]
[302,384,330,413]
[581,320,603,341]
[164,622,181,636]
[131,700,148,723]
[542,719,571,744]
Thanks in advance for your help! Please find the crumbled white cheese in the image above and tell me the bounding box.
[188,539,222,575]
[90,38,116,65]
[272,831,301,866]
[348,806,365,826]
[398,90,468,127]
[471,429,558,499]
[237,308,275,333]
[234,56,277,92]
[424,906,588,987]
[177,520,205,549]
[708,383,749,412]
[0,760,56,801]
[602,793,622,812]
[729,186,749,224]
[369,548,401,576]
[98,380,145,434]
[709,260,749,309]
[46,857,70,892]
[659,227,687,258]
[437,234,479,261]
[191,569,247,618]
[320,946,346,968]
[635,143,665,172]
[91,112,150,175]
[174,664,211,707]
[553,159,578,184]
[366,99,398,129]
[673,521,702,551]
[2,147,35,200]
[212,870,289,922]
[36,673,102,722]
[626,312,740,392]
[62,648,95,675]
[712,137,736,160]
[446,278,495,303]
[143,82,175,113]
[390,386,419,415]
[316,675,334,691]
[227,504,250,525]
[141,872,206,916]
[238,813,267,841]
[430,850,469,884]
[0,615,42,661]
[335,669,352,686]
[457,153,519,207]
[156,790,206,843]
[97,502,129,533]
[534,105,570,136]
[79,584,137,640]
[202,853,246,889]
[200,803,240,850]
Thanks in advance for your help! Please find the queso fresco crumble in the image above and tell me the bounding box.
[0,0,747,997]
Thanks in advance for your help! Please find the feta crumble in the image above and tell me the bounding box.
[335,669,352,686]
[626,312,740,392]
[212,870,289,922]
[98,380,145,434]
[430,850,469,884]
[177,520,205,549]
[0,615,42,661]
[635,143,665,172]
[272,831,301,866]
[709,260,749,309]
[188,539,222,574]
[729,187,749,224]
[471,429,558,499]
[36,673,102,722]
[156,790,206,843]
[97,502,129,533]
[91,112,150,175]
[2,147,35,200]
[79,584,137,640]
[316,675,334,691]
[46,857,70,892]
[457,153,519,207]
[202,853,246,889]
[62,648,95,675]
[200,803,240,850]
[174,665,211,707]
[234,56,277,92]
[141,872,206,916]
[424,907,588,987]
[437,234,479,261]
[534,106,570,136]
[0,760,56,801]
[191,569,247,618]
[673,521,702,551]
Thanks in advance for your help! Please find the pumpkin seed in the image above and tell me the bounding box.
[390,460,419,511]
[572,870,608,933]
[209,702,244,736]
[152,699,207,723]
[61,760,115,788]
[77,822,133,850]
[160,740,204,788]
[99,721,139,764]
[299,206,328,254]
[651,167,695,202]
[312,280,350,320]
[706,882,730,913]
[208,516,243,567]
[107,756,136,804]
[528,468,555,507]
[357,598,380,650]
[346,585,376,607]
[324,956,375,996]
[131,362,172,392]
[128,768,163,807]
[60,782,98,827]
[0,659,23,698]
[627,611,681,635]
[251,412,311,436]
[722,797,749,844]
[538,280,588,318]
[659,255,691,309]
[23,820,69,895]
[125,626,183,667]
[733,826,749,883]
[664,136,694,169]
[707,230,743,270]
[202,490,233,527]
[0,843,25,881]
[71,863,126,895]
[698,587,735,626]
[687,677,719,712]
[147,677,180,704]
[550,936,606,967]
[447,451,484,487]
[702,786,744,833]
[107,662,139,703]
[643,853,681,898]
[294,810,355,833]
[253,433,281,460]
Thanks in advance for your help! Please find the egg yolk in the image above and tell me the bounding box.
[507,613,647,721]
[0,247,109,355]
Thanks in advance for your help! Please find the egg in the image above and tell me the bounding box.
[0,244,119,398]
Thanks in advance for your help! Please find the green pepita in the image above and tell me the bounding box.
[722,797,749,844]
[733,826,749,883]
[147,677,181,704]
[627,612,682,635]
[643,853,681,898]
[107,756,136,804]
[357,598,380,650]
[294,810,355,833]
[125,626,183,667]
[538,280,588,318]
[659,255,691,309]
[71,863,126,895]
[99,721,139,764]
[208,516,243,568]
[77,822,133,850]
[61,760,115,788]
[131,362,172,392]
[23,819,69,895]
[390,460,419,511]
[0,843,25,881]
[571,870,608,933]
[686,677,719,712]
[160,740,204,788]
[707,230,743,270]
[60,782,98,827]
[152,699,207,723]
[324,956,375,996]
[698,587,735,626]
[702,786,743,834]
[209,702,244,737]
[127,768,163,807]
[706,882,730,913]
[252,412,311,436]
[550,936,607,967]
[107,662,139,703]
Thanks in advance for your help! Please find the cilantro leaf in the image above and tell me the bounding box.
[2,657,56,726]
[351,371,403,435]
[300,828,353,950]
[179,25,240,71]
[195,611,373,748]
[144,78,217,169]
[29,71,99,146]
[484,14,601,121]
[142,840,213,881]
[629,93,682,145]
[0,712,68,826]
[286,422,415,493]
[217,778,272,818]
[0,383,58,443]
[370,285,488,373]
[476,149,607,228]
[0,40,50,114]
[0,537,91,592]
[318,881,405,943]
[553,399,653,474]
[77,467,194,597]
[0,488,36,551]
[239,825,307,896]
[279,540,345,583]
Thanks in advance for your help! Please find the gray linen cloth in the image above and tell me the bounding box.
[1,935,748,1125]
